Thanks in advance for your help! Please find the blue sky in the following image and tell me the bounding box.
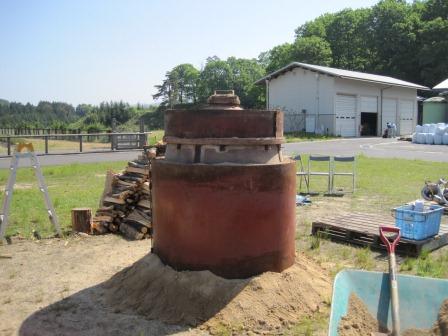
[0,0,380,105]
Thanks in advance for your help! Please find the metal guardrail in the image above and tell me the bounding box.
[0,132,152,157]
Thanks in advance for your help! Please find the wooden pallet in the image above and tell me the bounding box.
[312,212,448,256]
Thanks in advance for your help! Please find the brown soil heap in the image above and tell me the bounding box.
[102,252,332,333]
[339,294,448,336]
[338,293,388,335]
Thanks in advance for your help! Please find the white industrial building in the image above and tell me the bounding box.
[256,63,429,136]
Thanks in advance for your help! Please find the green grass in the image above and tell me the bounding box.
[286,312,329,336]
[285,131,337,143]
[147,129,164,145]
[294,154,448,279]
[2,155,448,280]
[0,161,126,238]
[295,154,448,211]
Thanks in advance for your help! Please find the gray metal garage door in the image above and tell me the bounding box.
[382,98,397,133]
[335,95,357,137]
[399,100,414,135]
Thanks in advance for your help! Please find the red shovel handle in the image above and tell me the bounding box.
[379,226,401,253]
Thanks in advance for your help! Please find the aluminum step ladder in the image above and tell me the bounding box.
[0,143,62,241]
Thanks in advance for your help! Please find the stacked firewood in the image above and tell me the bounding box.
[91,142,165,240]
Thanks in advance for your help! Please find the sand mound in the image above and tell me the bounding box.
[103,252,332,333]
[339,295,448,336]
[338,293,388,335]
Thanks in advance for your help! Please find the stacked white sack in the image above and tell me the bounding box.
[413,123,448,145]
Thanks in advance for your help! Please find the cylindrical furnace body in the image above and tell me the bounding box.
[152,91,296,279]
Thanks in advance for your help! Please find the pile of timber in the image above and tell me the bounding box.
[91,142,165,240]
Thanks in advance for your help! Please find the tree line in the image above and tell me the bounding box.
[0,99,158,131]
[154,0,448,109]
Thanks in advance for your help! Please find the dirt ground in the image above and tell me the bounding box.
[1,198,447,336]
[0,232,332,336]
[0,235,189,336]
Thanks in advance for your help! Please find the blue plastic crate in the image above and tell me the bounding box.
[393,204,444,240]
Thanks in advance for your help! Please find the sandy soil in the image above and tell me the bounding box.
[0,232,331,336]
[338,293,388,335]
[104,253,331,335]
[0,235,190,336]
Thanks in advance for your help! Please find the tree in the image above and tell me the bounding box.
[170,64,200,104]
[295,13,335,39]
[197,56,234,100]
[368,0,421,82]
[325,8,371,70]
[291,36,332,66]
[153,64,200,107]
[262,43,295,74]
[226,57,266,107]
[196,56,266,107]
[418,17,448,86]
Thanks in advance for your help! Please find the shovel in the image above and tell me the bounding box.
[375,225,401,336]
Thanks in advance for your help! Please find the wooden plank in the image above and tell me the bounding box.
[99,170,115,207]
[137,199,151,209]
[103,196,126,205]
[126,166,149,175]
[94,215,113,223]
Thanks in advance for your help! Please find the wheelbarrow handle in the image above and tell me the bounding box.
[379,226,401,254]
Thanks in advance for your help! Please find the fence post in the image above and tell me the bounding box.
[45,136,49,154]
[7,137,11,156]
[139,119,145,148]
[79,135,83,152]
[111,118,117,150]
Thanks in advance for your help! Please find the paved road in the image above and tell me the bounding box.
[0,138,446,168]
[284,137,448,162]
[0,150,140,168]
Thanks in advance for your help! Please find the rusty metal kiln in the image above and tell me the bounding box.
[152,90,296,279]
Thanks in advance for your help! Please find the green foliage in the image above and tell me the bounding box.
[0,100,156,131]
[154,57,266,109]
[286,313,329,336]
[0,101,80,128]
[261,0,446,88]
[153,63,200,106]
[354,247,375,270]
[292,36,332,66]
[284,131,337,143]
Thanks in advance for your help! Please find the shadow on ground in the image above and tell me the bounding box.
[19,254,249,336]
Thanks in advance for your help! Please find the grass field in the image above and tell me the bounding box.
[147,129,164,145]
[1,155,447,280]
[285,131,337,143]
[134,130,335,145]
[0,161,126,237]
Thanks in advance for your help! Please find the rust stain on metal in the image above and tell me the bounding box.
[152,90,296,279]
[164,109,283,139]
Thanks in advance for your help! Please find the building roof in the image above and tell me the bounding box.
[424,96,447,103]
[255,62,429,90]
[433,78,448,90]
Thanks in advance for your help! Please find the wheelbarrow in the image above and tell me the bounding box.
[328,269,448,335]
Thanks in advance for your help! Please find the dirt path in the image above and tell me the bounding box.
[0,235,194,336]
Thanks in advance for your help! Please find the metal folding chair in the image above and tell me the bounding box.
[307,155,331,194]
[331,156,356,193]
[292,155,309,193]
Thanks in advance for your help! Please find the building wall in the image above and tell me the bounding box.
[334,78,417,136]
[268,68,335,134]
[268,68,418,136]
[422,102,448,124]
